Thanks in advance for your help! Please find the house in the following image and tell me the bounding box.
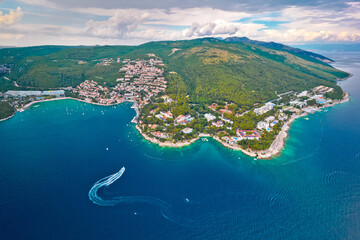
[161,95,173,104]
[182,128,193,134]
[150,108,159,115]
[162,111,173,119]
[148,124,158,129]
[220,116,233,124]
[175,114,193,125]
[219,108,232,115]
[152,131,168,139]
[209,103,218,111]
[204,113,216,122]
[222,136,240,145]
[155,111,173,121]
[236,130,261,140]
[212,121,224,128]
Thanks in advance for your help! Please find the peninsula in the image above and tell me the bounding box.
[0,37,351,158]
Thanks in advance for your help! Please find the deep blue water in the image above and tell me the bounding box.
[1,52,360,240]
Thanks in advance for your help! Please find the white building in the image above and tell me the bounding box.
[204,113,216,122]
[297,91,308,98]
[265,116,276,123]
[254,102,275,115]
[257,121,269,130]
[182,128,193,134]
[220,116,233,124]
[212,121,224,127]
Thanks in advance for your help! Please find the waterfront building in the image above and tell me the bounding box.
[236,130,261,140]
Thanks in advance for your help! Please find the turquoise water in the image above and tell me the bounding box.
[1,52,360,239]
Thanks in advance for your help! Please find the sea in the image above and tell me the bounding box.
[0,52,360,240]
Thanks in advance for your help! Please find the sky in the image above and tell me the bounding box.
[0,0,359,46]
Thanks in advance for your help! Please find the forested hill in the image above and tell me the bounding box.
[224,37,334,64]
[0,37,350,106]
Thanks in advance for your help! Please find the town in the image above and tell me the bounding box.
[136,83,341,152]
[72,58,166,109]
[0,55,344,153]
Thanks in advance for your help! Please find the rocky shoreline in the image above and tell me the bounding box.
[135,125,199,148]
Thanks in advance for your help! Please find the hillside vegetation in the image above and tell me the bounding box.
[0,38,349,106]
[0,101,15,119]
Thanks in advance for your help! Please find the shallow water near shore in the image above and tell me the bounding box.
[1,52,360,239]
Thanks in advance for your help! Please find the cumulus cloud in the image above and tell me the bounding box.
[2,0,360,46]
[0,7,23,26]
[85,11,149,38]
[184,20,263,37]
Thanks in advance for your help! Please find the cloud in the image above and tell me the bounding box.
[74,7,250,26]
[2,1,360,46]
[0,33,24,39]
[85,11,150,38]
[16,0,352,13]
[17,0,58,8]
[183,20,264,37]
[0,7,23,26]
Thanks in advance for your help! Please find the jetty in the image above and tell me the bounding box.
[131,100,140,123]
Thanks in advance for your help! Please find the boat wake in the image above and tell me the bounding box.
[88,167,195,226]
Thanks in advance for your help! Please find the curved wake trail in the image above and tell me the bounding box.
[88,167,195,226]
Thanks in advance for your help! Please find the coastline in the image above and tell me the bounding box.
[134,89,350,159]
[135,125,199,148]
[1,75,351,160]
[19,97,124,111]
[0,111,15,122]
[0,97,130,122]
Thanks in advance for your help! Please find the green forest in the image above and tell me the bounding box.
[0,38,350,106]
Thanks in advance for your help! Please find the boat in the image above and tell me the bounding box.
[185,197,190,203]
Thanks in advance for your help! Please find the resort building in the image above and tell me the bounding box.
[236,130,261,140]
[254,102,275,115]
[257,121,270,130]
[5,90,64,97]
[265,116,276,123]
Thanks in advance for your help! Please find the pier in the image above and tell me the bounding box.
[131,100,140,123]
